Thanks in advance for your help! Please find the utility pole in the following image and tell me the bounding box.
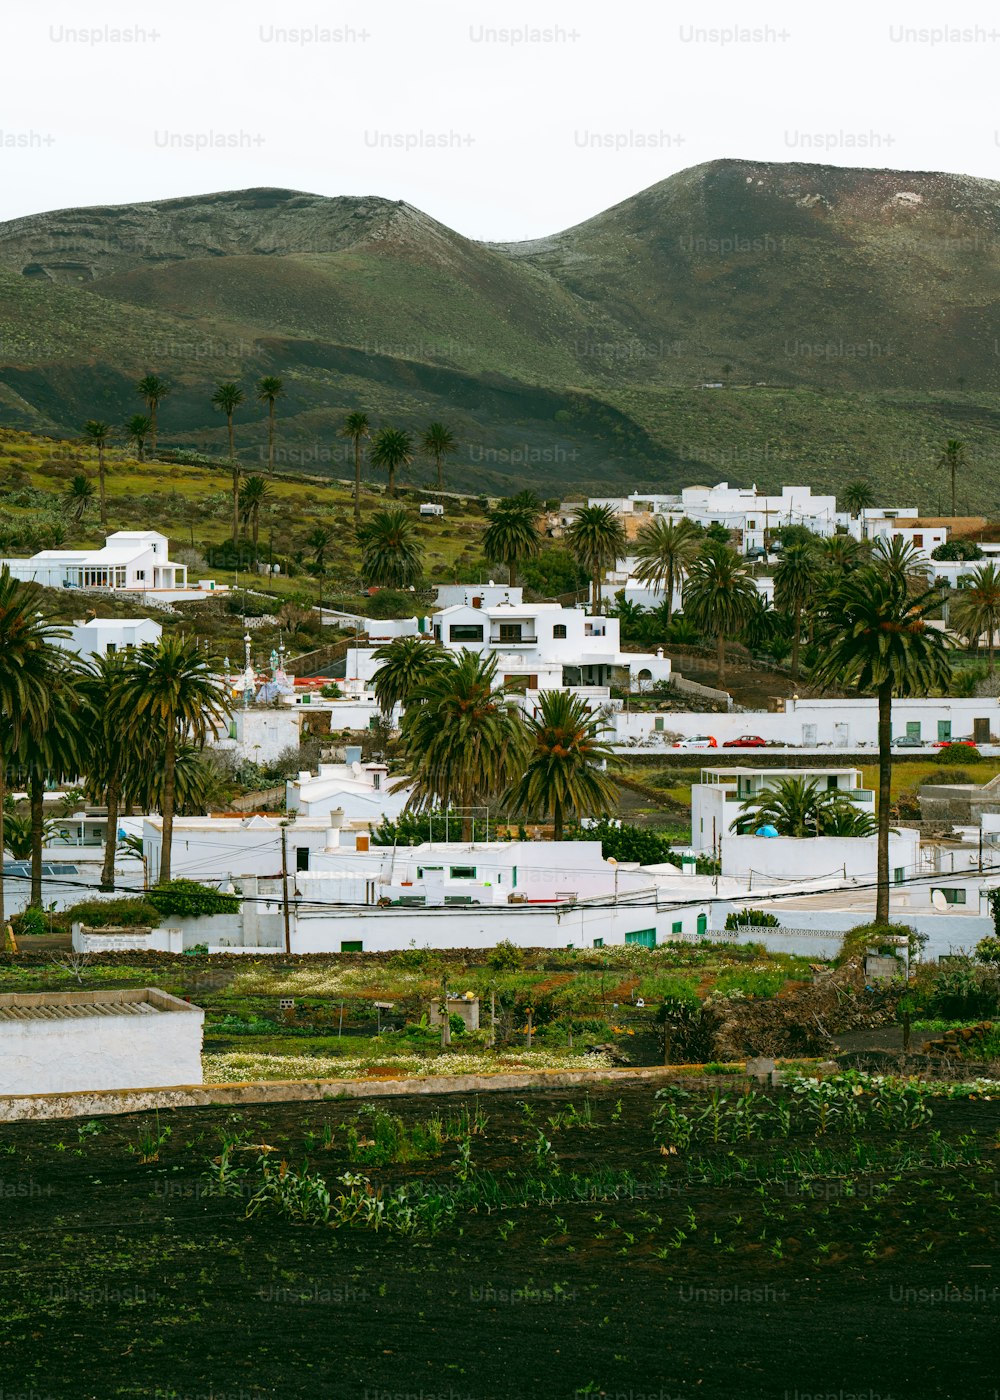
[280,824,291,955]
[489,986,496,1048]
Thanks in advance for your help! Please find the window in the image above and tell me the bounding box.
[295,847,310,872]
[932,887,967,905]
[416,866,443,878]
[912,534,923,548]
[106,642,117,655]
[626,928,656,948]
[655,717,664,732]
[450,624,484,642]
[893,867,905,885]
[449,865,476,879]
[372,772,381,790]
[826,776,838,790]
[906,721,921,739]
[553,624,567,639]
[937,720,952,742]
[672,921,683,934]
[593,937,604,948]
[340,940,363,952]
[136,570,145,581]
[498,623,523,642]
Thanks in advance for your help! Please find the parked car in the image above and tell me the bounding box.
[673,735,718,749]
[892,735,926,748]
[723,735,766,748]
[932,738,978,749]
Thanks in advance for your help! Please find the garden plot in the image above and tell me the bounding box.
[0,1077,997,1399]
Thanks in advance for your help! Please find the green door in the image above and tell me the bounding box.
[937,720,952,742]
[625,928,656,948]
[696,914,708,937]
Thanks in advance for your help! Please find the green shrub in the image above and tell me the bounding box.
[62,897,161,929]
[975,935,1000,965]
[11,908,46,937]
[564,818,673,865]
[725,908,780,930]
[935,743,982,763]
[488,939,524,972]
[147,880,240,919]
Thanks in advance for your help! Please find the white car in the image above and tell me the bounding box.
[672,735,718,750]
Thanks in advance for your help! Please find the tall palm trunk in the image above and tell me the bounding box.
[353,440,362,525]
[665,566,676,626]
[231,459,240,547]
[149,404,158,456]
[951,466,956,518]
[29,767,44,908]
[388,466,396,498]
[875,681,893,924]
[435,452,442,488]
[267,401,276,476]
[592,569,600,613]
[790,604,802,679]
[553,805,564,843]
[98,446,107,527]
[100,777,120,890]
[508,558,517,589]
[159,727,176,884]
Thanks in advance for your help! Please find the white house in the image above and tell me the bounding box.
[53,616,162,661]
[720,829,922,886]
[286,751,412,824]
[0,531,188,592]
[0,987,204,1095]
[141,813,345,884]
[212,708,303,766]
[691,766,875,854]
[613,696,1000,751]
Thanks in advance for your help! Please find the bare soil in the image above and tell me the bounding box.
[0,1083,996,1400]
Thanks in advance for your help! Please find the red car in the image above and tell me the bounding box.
[932,738,978,750]
[723,735,767,748]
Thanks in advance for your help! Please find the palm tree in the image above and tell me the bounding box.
[124,413,152,462]
[738,776,876,839]
[211,382,245,544]
[633,516,701,625]
[65,474,95,523]
[2,813,38,862]
[871,535,931,594]
[358,507,422,589]
[372,635,444,713]
[398,650,525,840]
[421,421,458,489]
[19,663,86,907]
[81,651,143,890]
[124,636,230,883]
[565,505,627,612]
[256,376,284,476]
[369,425,413,498]
[811,567,953,923]
[505,690,618,841]
[949,563,1000,675]
[239,474,269,562]
[81,420,112,527]
[481,501,540,589]
[340,411,371,525]
[0,570,67,922]
[773,542,823,678]
[681,542,759,685]
[937,440,966,517]
[136,374,171,456]
[820,534,866,581]
[305,525,336,606]
[841,480,875,538]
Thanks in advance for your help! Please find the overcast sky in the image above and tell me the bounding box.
[3,0,999,241]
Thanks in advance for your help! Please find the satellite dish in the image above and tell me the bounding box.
[931,890,949,912]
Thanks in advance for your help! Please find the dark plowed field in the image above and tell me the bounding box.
[1,1083,997,1400]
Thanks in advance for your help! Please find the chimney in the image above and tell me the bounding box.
[325,827,341,852]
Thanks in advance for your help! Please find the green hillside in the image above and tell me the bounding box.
[1,164,1000,505]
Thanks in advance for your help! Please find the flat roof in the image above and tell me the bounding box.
[0,988,199,1021]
